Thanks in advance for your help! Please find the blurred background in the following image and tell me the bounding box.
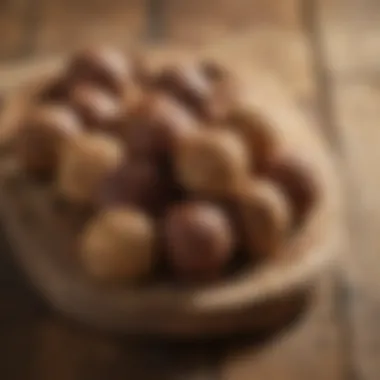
[0,0,299,58]
[1,0,380,379]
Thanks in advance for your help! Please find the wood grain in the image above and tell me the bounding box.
[323,81,380,380]
[34,0,145,56]
[0,0,32,59]
[319,0,380,77]
[165,0,301,44]
[33,319,220,380]
[221,277,344,380]
[318,0,380,378]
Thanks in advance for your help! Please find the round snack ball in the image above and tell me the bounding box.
[69,83,122,128]
[58,133,124,204]
[129,49,156,86]
[236,179,292,261]
[126,92,198,159]
[99,160,171,214]
[67,46,131,97]
[175,129,250,196]
[155,63,213,118]
[80,207,156,283]
[227,91,280,173]
[164,202,235,282]
[266,153,319,224]
[17,105,82,176]
[200,59,229,82]
[38,75,70,103]
[203,77,239,123]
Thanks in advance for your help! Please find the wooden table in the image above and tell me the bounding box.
[0,0,379,379]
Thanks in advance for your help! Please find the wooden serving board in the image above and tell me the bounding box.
[0,48,345,337]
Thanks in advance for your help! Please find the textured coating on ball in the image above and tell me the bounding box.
[164,202,235,281]
[175,129,251,196]
[236,179,292,260]
[155,63,214,117]
[99,160,171,214]
[68,47,131,96]
[69,83,122,128]
[80,208,156,283]
[58,133,125,204]
[18,105,82,176]
[126,93,198,159]
[266,153,319,224]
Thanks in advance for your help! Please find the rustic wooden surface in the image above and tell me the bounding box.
[0,0,376,379]
[318,1,380,379]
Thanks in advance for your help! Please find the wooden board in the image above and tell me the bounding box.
[164,0,301,44]
[319,0,380,77]
[318,0,380,379]
[0,0,33,60]
[34,0,145,57]
[32,319,221,380]
[222,277,344,380]
[321,81,380,380]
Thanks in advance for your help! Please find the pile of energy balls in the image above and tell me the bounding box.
[15,46,319,285]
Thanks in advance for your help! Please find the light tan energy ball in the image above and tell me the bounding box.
[236,179,292,260]
[175,129,250,196]
[58,132,124,204]
[80,208,156,283]
[17,105,82,176]
[227,92,281,173]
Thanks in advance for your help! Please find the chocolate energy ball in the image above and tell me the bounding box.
[58,133,125,204]
[125,92,198,159]
[236,180,292,261]
[200,59,229,82]
[155,63,214,118]
[38,75,71,103]
[99,160,171,214]
[266,153,319,224]
[67,47,131,97]
[17,105,82,176]
[80,207,156,283]
[69,83,122,129]
[164,202,235,281]
[175,128,250,196]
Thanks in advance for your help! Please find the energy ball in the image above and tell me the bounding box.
[266,153,319,224]
[227,92,280,172]
[236,180,292,261]
[129,50,156,86]
[17,105,82,176]
[38,75,71,103]
[99,160,171,214]
[200,59,229,82]
[164,202,235,281]
[67,46,131,97]
[202,78,239,123]
[175,129,250,196]
[125,93,198,159]
[58,133,124,204]
[69,83,122,128]
[155,63,213,118]
[80,208,156,283]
